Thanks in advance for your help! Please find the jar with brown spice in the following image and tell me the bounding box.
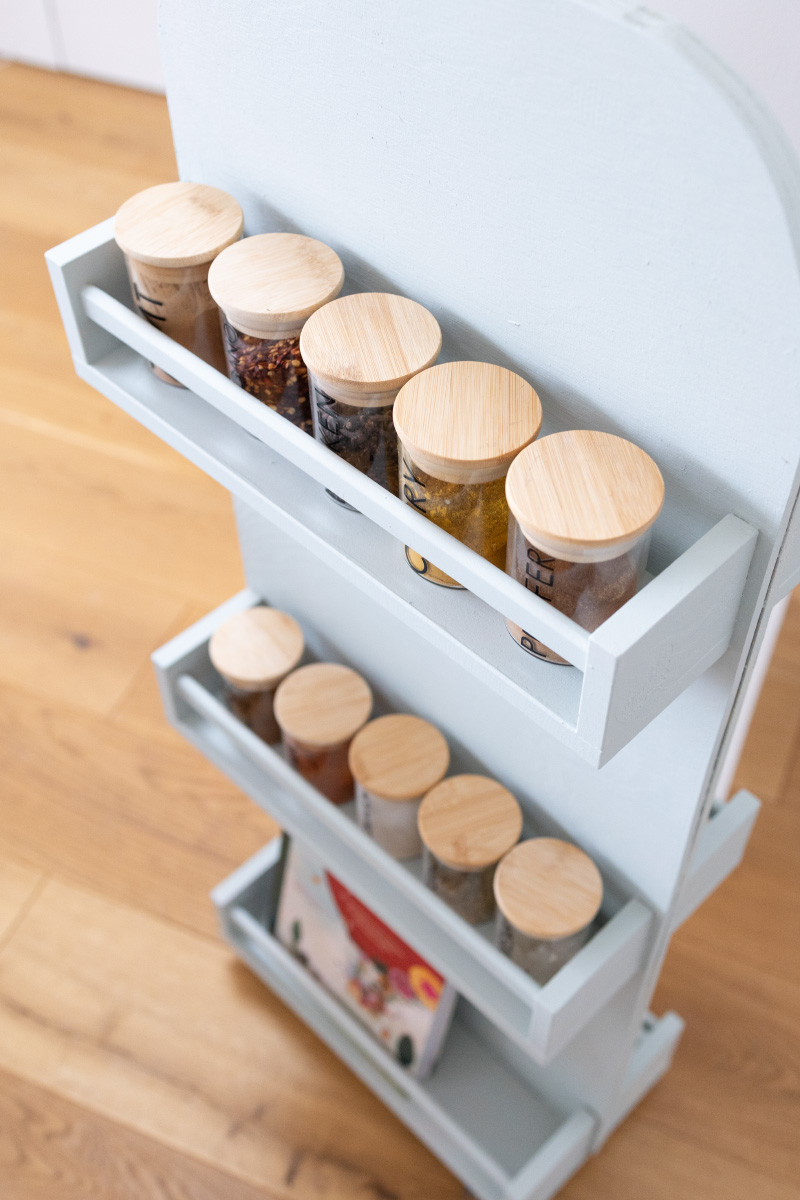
[208,607,304,744]
[114,181,243,386]
[274,663,373,805]
[505,431,665,663]
[349,714,450,860]
[300,293,441,505]
[417,775,523,925]
[393,362,542,587]
[208,233,344,434]
[494,838,603,984]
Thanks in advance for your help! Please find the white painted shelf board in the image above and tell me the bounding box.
[213,838,598,1200]
[609,1010,685,1135]
[46,225,759,767]
[153,589,653,1063]
[670,790,760,931]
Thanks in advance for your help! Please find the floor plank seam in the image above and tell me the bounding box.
[0,870,49,956]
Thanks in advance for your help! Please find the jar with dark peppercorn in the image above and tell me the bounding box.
[300,293,441,505]
[208,233,344,434]
[393,362,542,587]
[417,775,523,926]
[274,663,373,806]
[494,838,603,984]
[114,181,243,387]
[505,431,664,663]
[209,606,304,744]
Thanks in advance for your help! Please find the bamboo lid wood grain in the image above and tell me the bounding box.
[393,361,542,483]
[208,233,344,338]
[208,608,304,692]
[417,775,523,871]
[506,431,664,554]
[494,838,603,940]
[274,662,372,747]
[299,292,442,404]
[348,714,450,802]
[114,181,244,268]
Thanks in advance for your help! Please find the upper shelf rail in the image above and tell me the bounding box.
[47,221,759,765]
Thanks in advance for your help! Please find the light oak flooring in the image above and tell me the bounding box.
[0,62,798,1199]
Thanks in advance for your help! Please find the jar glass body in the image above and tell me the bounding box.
[505,515,651,663]
[310,376,399,498]
[399,448,508,588]
[223,679,280,744]
[283,732,355,806]
[123,254,226,386]
[222,320,312,434]
[355,784,423,860]
[495,913,594,984]
[422,847,497,925]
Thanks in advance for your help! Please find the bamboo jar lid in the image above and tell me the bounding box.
[393,361,542,484]
[348,714,450,802]
[506,431,664,555]
[299,292,442,404]
[209,608,304,692]
[417,775,523,871]
[114,181,244,268]
[274,662,372,747]
[208,233,344,338]
[494,838,603,940]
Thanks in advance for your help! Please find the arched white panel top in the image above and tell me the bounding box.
[160,0,800,572]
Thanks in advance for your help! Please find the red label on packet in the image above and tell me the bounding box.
[326,872,444,1009]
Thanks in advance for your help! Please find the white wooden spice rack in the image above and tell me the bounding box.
[46,1,800,1196]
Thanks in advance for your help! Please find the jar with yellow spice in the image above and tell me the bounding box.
[393,362,542,587]
[505,431,664,663]
[114,181,243,386]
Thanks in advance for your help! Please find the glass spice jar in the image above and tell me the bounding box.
[348,714,450,860]
[493,838,603,984]
[113,181,243,387]
[208,607,304,744]
[417,775,523,926]
[300,292,441,506]
[273,663,373,806]
[505,431,665,663]
[208,233,344,434]
[393,362,542,587]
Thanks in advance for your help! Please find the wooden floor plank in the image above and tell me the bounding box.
[0,859,44,945]
[0,527,186,716]
[0,1066,275,1200]
[0,685,277,939]
[0,876,464,1200]
[0,418,244,607]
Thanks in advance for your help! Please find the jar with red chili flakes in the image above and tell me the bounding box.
[208,233,344,434]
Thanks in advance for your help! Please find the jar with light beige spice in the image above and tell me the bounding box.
[349,714,450,860]
[274,663,373,805]
[417,774,523,925]
[394,362,542,587]
[114,181,243,386]
[505,430,664,663]
[493,838,603,984]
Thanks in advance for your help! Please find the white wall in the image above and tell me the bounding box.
[0,0,164,92]
[653,0,800,155]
